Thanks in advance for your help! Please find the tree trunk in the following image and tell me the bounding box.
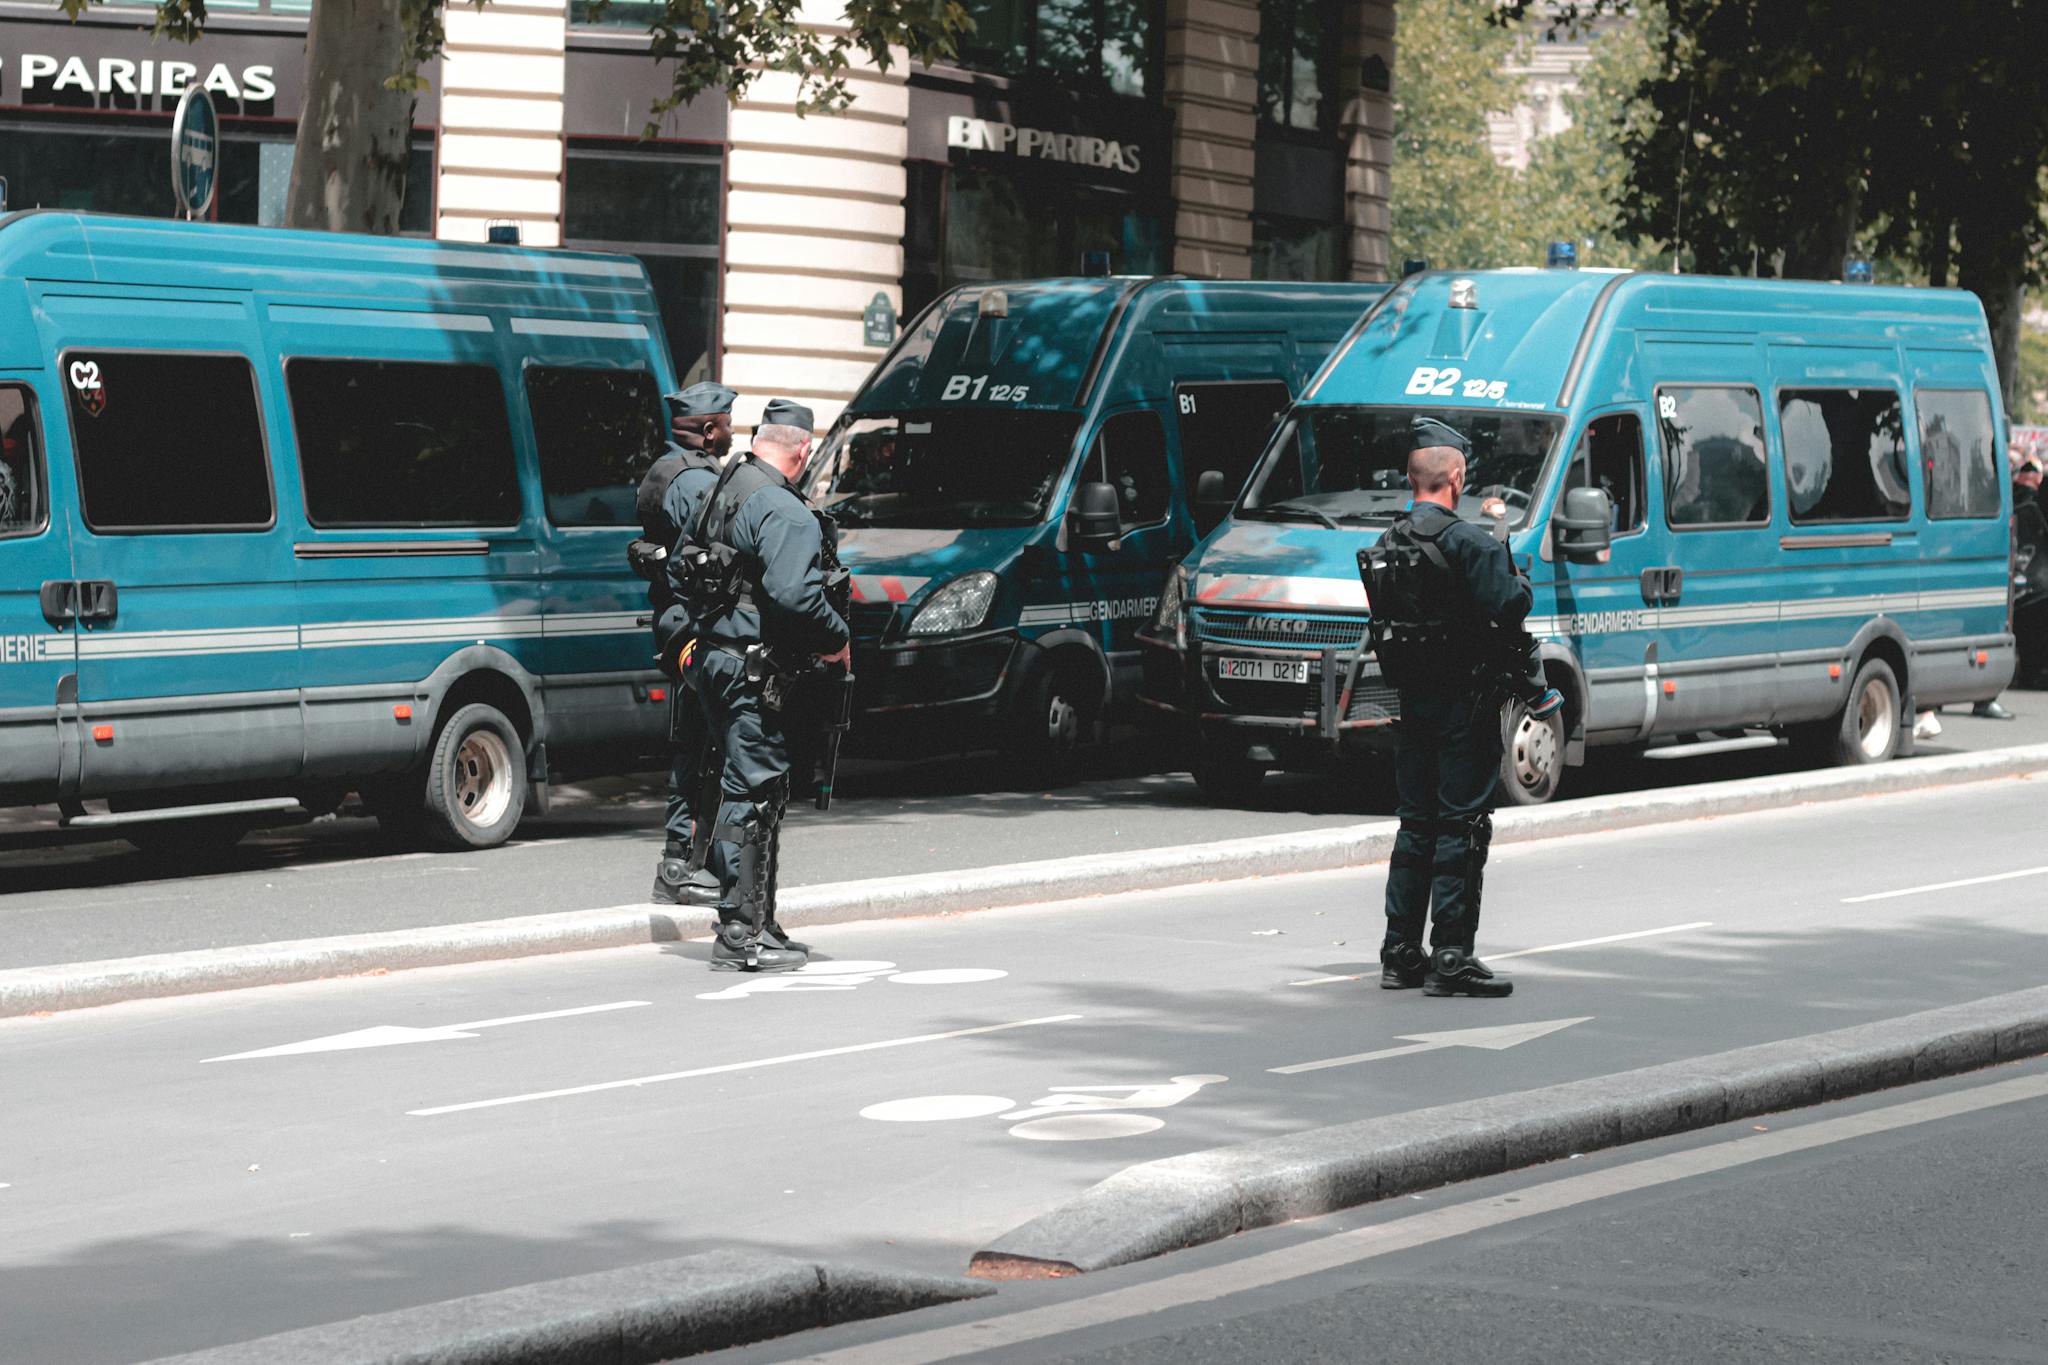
[283,0,419,234]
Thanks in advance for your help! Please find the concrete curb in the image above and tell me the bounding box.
[966,985,2048,1279]
[140,1248,992,1364]
[5,743,2042,1017]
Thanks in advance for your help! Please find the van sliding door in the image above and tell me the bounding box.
[0,380,76,804]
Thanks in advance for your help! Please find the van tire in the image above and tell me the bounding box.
[1002,659,1097,786]
[1800,657,1901,767]
[1497,697,1565,806]
[1191,740,1265,805]
[422,703,528,849]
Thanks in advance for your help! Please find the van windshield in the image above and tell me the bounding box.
[1242,406,1562,528]
[806,411,1083,528]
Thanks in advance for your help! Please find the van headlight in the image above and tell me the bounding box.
[1151,565,1186,635]
[907,571,999,636]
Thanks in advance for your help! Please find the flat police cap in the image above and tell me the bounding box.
[1407,415,1470,456]
[666,382,737,417]
[761,398,815,432]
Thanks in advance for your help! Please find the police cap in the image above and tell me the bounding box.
[666,382,737,417]
[761,398,815,433]
[1407,415,1470,457]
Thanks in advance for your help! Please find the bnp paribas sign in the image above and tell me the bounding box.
[945,115,1143,176]
[0,38,287,115]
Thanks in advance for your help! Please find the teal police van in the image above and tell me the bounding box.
[800,276,1382,771]
[0,212,677,853]
[1140,267,2016,804]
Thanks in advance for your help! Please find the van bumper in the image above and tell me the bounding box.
[846,628,1019,747]
[1137,630,1401,760]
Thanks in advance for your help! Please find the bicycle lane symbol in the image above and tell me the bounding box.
[860,1075,1228,1141]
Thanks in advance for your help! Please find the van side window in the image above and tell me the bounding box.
[65,352,273,532]
[1658,385,1769,528]
[525,367,666,527]
[1173,381,1292,503]
[288,359,520,528]
[0,385,44,538]
[1089,409,1169,531]
[1918,389,2001,520]
[1779,388,1911,524]
[1566,412,1646,533]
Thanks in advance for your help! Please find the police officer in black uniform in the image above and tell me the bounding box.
[632,381,736,907]
[1370,417,1532,998]
[684,399,849,972]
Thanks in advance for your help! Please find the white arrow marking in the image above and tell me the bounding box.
[1270,1017,1592,1075]
[201,1001,650,1062]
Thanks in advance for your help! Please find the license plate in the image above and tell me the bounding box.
[1215,657,1309,684]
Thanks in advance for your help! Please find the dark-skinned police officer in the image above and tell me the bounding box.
[684,399,849,972]
[631,381,736,908]
[1366,417,1544,998]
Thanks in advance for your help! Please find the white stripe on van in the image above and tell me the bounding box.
[509,318,651,340]
[268,305,495,333]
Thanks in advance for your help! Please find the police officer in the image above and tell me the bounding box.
[1372,417,1530,999]
[686,399,850,972]
[635,381,737,907]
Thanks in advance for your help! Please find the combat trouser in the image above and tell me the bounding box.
[1383,686,1503,955]
[691,646,806,969]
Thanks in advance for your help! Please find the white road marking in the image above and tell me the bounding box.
[1841,866,2048,904]
[999,1076,1228,1123]
[1011,1114,1165,1141]
[1288,922,1713,986]
[803,1072,2048,1364]
[408,1014,1084,1116]
[891,969,1008,986]
[202,1001,649,1062]
[1271,1018,1591,1076]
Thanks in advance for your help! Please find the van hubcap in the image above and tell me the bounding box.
[1856,678,1895,759]
[1045,693,1078,748]
[1510,710,1559,793]
[453,729,514,827]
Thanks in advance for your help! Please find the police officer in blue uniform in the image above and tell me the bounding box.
[633,381,736,907]
[684,399,850,971]
[1369,417,1535,998]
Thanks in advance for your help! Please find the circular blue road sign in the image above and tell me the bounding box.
[171,88,219,220]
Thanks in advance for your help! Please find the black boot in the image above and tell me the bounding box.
[756,814,810,955]
[1380,942,1428,990]
[711,915,806,972]
[1424,947,1513,998]
[707,815,805,973]
[650,848,721,907]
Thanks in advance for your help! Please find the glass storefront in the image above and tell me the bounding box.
[956,0,1158,98]
[562,138,723,385]
[1257,0,1342,133]
[1251,0,1347,281]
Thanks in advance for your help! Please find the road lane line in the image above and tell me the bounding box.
[799,1071,2048,1364]
[447,1001,649,1030]
[1841,866,2048,904]
[1288,922,1713,986]
[408,1014,1084,1116]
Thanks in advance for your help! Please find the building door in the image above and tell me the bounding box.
[0,379,77,802]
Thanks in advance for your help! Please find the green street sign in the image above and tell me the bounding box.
[863,292,897,348]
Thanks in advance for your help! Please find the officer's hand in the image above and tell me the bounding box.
[819,644,851,667]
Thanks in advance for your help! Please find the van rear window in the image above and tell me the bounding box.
[1918,389,2001,521]
[525,367,666,527]
[288,359,520,528]
[0,385,43,538]
[1779,388,1910,524]
[64,352,273,532]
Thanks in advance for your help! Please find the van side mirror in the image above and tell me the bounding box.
[1068,481,1122,553]
[1194,469,1233,537]
[1553,487,1613,562]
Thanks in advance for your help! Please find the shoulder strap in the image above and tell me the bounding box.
[633,448,717,536]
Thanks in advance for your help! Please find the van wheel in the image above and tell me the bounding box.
[1497,698,1564,806]
[423,703,528,849]
[1191,740,1266,805]
[1801,657,1901,767]
[1002,660,1097,786]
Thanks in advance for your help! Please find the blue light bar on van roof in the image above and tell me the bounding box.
[1402,257,1430,277]
[1844,256,1874,284]
[486,223,521,246]
[1547,240,1578,269]
[1449,278,1478,309]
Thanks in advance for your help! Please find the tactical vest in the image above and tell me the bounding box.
[671,456,783,622]
[1358,509,1483,691]
[626,448,718,591]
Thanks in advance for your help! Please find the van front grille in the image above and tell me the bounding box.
[1194,608,1368,650]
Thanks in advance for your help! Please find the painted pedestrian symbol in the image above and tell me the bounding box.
[696,959,1006,1001]
[861,1074,1227,1141]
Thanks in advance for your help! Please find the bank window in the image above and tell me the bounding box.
[957,0,1159,96]
[1658,385,1769,528]
[1252,216,1345,282]
[526,367,667,527]
[288,359,520,528]
[1174,381,1291,503]
[1566,412,1647,534]
[1779,388,1911,525]
[66,353,272,532]
[1258,0,1342,132]
[1088,409,1169,530]
[1918,388,2001,521]
[0,387,45,538]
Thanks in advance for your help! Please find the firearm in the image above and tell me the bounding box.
[811,560,855,810]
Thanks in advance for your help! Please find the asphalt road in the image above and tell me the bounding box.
[1,696,2044,971]
[725,1060,2048,1365]
[2,775,2045,1364]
